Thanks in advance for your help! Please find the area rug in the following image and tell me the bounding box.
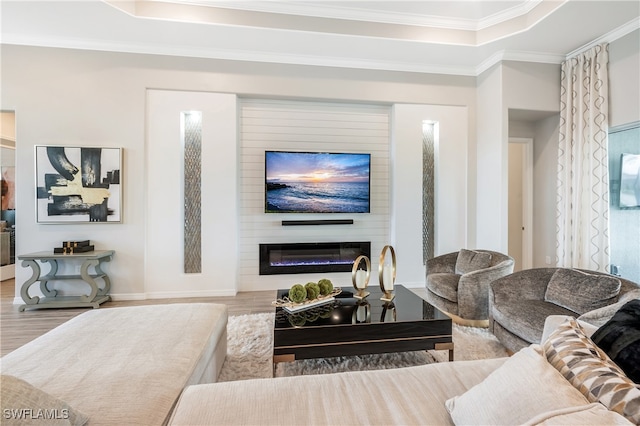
[217,312,509,382]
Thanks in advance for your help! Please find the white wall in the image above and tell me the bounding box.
[391,104,469,286]
[8,49,148,299]
[476,64,506,251]
[501,60,562,267]
[3,45,477,299]
[145,90,238,298]
[609,29,640,127]
[476,61,561,254]
[531,115,560,268]
[508,115,560,269]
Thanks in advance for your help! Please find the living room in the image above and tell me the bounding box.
[2,1,640,425]
[2,1,638,302]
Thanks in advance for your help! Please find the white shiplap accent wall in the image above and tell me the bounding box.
[239,99,391,291]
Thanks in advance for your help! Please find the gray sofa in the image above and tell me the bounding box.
[426,249,515,324]
[489,267,640,353]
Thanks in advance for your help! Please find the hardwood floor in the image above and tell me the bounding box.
[1,278,276,356]
[1,278,431,357]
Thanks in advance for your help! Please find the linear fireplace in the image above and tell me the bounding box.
[259,242,371,275]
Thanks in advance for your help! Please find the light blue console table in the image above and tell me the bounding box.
[17,250,114,311]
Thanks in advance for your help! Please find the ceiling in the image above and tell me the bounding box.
[1,0,639,76]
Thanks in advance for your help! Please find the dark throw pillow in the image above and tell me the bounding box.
[591,299,640,384]
[454,249,492,275]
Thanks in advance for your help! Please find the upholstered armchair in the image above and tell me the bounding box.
[489,267,640,353]
[425,249,515,325]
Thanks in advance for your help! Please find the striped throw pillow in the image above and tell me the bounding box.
[542,317,640,424]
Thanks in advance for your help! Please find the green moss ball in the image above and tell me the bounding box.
[305,282,320,300]
[288,284,307,303]
[317,278,334,295]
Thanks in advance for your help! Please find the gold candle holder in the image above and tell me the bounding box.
[351,255,371,299]
[379,245,396,301]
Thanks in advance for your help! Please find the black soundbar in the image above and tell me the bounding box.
[281,219,354,226]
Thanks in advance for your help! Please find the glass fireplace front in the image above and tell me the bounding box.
[259,241,371,275]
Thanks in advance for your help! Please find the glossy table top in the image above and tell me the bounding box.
[274,284,449,330]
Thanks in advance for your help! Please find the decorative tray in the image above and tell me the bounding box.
[272,287,342,313]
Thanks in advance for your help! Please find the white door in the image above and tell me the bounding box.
[145,90,238,298]
[508,138,533,271]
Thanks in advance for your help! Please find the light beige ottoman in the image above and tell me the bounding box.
[1,303,227,425]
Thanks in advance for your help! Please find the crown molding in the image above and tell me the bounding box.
[173,0,545,31]
[0,33,584,77]
[1,13,634,78]
[0,33,479,76]
[107,0,563,47]
[476,49,565,75]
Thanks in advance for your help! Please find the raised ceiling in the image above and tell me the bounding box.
[1,0,639,75]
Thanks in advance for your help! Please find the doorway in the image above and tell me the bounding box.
[1,111,16,281]
[508,138,533,271]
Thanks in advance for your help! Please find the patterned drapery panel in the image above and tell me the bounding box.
[556,43,610,272]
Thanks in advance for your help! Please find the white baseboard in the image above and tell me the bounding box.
[108,293,147,301]
[112,289,238,300]
[13,290,238,304]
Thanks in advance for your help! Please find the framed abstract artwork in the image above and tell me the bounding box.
[35,146,122,223]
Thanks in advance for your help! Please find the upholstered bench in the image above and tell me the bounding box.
[1,303,227,425]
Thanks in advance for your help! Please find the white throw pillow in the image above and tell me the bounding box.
[445,345,590,425]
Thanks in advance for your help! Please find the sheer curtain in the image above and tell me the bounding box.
[556,43,610,272]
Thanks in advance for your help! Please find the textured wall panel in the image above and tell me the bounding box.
[423,122,435,264]
[182,111,202,273]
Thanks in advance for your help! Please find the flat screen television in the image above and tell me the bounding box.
[620,153,640,208]
[265,151,371,213]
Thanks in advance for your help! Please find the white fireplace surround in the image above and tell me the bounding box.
[140,95,469,297]
[237,99,468,293]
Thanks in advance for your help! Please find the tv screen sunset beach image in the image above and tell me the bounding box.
[265,151,371,213]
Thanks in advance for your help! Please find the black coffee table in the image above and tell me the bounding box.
[273,285,453,367]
